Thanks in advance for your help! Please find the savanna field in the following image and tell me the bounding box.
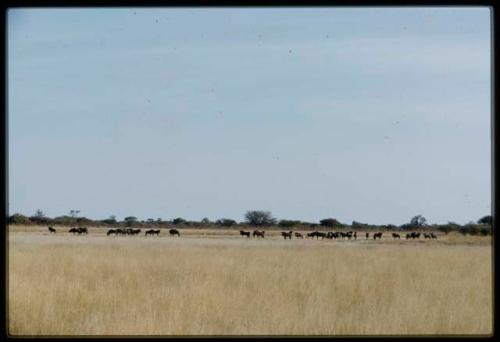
[8,225,493,336]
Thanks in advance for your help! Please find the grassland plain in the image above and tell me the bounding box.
[8,226,492,336]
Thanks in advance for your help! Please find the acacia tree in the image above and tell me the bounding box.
[244,210,276,226]
[410,215,427,227]
[320,218,342,228]
[478,215,492,225]
[124,216,138,227]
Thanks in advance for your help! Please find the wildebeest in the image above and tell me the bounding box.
[48,226,56,234]
[253,230,265,238]
[69,227,79,234]
[132,228,141,235]
[430,232,437,240]
[307,231,325,239]
[116,228,126,235]
[392,233,400,239]
[145,229,160,236]
[407,232,421,240]
[169,229,180,237]
[366,232,369,239]
[424,233,431,239]
[107,229,117,236]
[281,231,293,239]
[294,232,304,239]
[353,232,357,240]
[240,230,251,238]
[373,232,383,240]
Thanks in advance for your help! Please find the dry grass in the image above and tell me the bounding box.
[8,226,492,336]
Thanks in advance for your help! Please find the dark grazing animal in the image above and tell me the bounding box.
[48,226,56,234]
[294,232,304,239]
[169,229,180,237]
[132,229,141,235]
[392,233,400,239]
[240,230,251,238]
[281,231,293,239]
[373,232,383,240]
[353,232,357,240]
[424,233,431,239]
[69,227,79,234]
[308,231,325,239]
[77,227,88,235]
[366,232,369,239]
[145,229,156,236]
[430,232,438,240]
[107,229,117,236]
[253,230,265,238]
[408,232,421,240]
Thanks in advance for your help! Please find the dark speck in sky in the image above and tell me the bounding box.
[289,49,292,53]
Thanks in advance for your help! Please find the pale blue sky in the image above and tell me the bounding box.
[8,7,491,225]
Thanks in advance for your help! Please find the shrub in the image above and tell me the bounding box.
[278,220,301,228]
[245,211,277,226]
[8,213,32,225]
[173,217,187,225]
[320,218,342,228]
[215,218,237,227]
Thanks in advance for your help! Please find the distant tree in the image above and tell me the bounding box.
[437,222,461,235]
[124,216,138,226]
[201,217,212,225]
[278,220,301,228]
[147,218,155,224]
[478,215,492,225]
[76,217,92,225]
[244,210,276,226]
[102,215,117,225]
[173,217,187,225]
[215,218,237,227]
[460,223,481,236]
[30,210,50,224]
[352,221,368,228]
[320,218,342,228]
[69,210,80,218]
[410,215,427,227]
[8,213,32,225]
[34,209,45,218]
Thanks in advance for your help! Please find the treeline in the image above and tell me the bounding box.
[7,210,493,236]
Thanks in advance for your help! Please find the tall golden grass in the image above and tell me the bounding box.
[8,227,492,336]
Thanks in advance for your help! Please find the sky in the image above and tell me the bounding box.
[8,7,491,225]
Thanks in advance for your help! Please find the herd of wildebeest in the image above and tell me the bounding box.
[46,226,438,240]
